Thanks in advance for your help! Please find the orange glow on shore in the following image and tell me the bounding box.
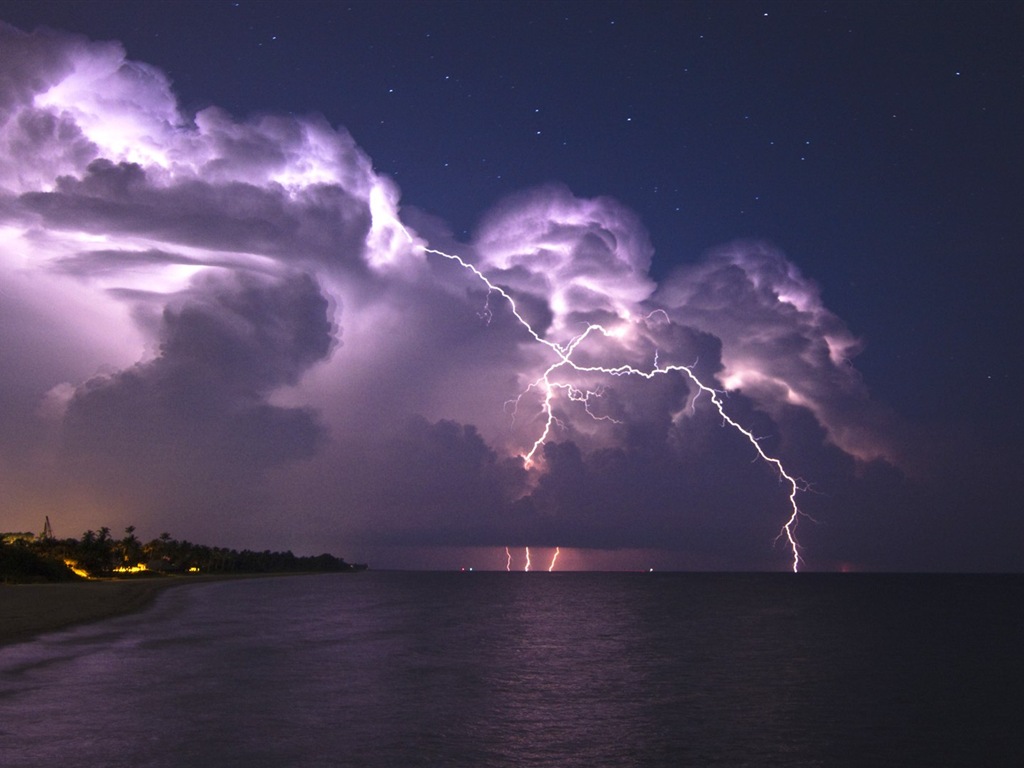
[64,560,92,579]
[112,563,149,574]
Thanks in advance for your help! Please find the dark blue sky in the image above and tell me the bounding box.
[1,1,1020,570]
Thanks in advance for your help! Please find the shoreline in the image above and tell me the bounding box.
[0,573,312,648]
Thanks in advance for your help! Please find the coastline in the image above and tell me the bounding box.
[0,573,303,648]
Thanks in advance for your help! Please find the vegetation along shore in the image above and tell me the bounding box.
[0,522,366,647]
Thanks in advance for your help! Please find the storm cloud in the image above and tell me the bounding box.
[0,22,921,569]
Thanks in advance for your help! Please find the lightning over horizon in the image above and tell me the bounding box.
[548,547,561,572]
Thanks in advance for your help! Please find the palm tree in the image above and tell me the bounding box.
[118,525,142,566]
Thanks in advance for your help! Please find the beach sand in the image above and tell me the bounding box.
[0,573,332,647]
[0,578,182,647]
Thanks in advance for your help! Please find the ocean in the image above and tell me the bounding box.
[1,571,1022,767]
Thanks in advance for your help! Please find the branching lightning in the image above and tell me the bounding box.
[393,229,805,571]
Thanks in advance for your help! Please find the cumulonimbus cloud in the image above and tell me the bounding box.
[0,21,903,568]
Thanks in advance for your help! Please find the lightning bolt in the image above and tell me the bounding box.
[390,218,805,571]
[504,546,512,572]
[548,547,561,572]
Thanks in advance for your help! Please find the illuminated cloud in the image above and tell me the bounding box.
[60,271,333,527]
[474,184,656,339]
[0,22,904,568]
[655,242,897,463]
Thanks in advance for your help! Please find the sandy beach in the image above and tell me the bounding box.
[0,571,346,647]
[0,578,184,647]
[0,573,299,647]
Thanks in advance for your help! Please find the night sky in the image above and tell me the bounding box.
[0,1,1020,571]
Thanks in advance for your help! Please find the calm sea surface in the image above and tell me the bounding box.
[1,571,1022,767]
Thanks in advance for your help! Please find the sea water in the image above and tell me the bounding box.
[1,571,1022,767]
